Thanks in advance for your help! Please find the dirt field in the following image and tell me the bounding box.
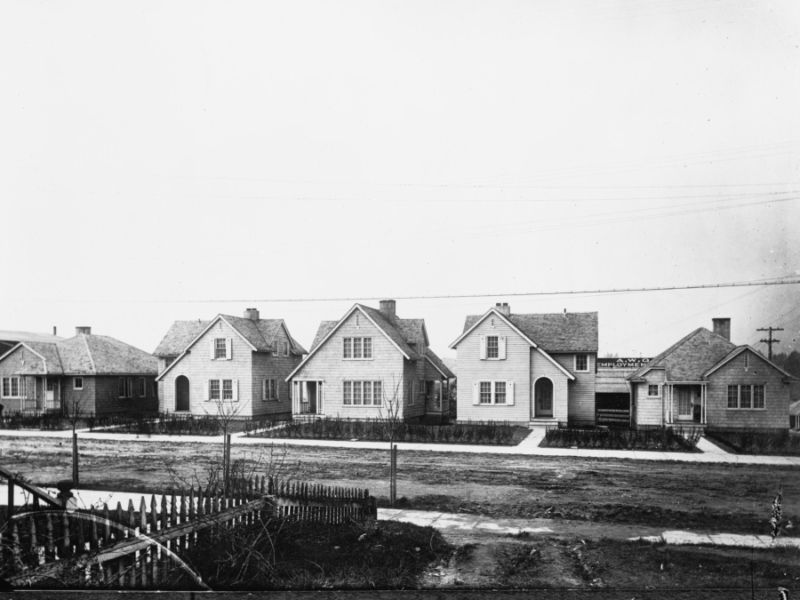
[2,436,797,536]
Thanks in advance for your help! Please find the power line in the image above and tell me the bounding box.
[130,276,800,305]
[758,326,785,360]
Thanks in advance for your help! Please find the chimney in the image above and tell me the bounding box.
[75,326,91,335]
[52,326,57,336]
[712,318,731,341]
[244,307,260,321]
[379,299,396,319]
[495,302,511,317]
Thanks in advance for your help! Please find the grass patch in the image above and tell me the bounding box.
[249,418,530,445]
[705,428,800,456]
[541,426,700,452]
[182,519,450,590]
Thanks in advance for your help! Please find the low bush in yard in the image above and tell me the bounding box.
[249,418,530,445]
[181,519,449,590]
[705,428,800,455]
[541,426,701,451]
[100,413,249,436]
[0,412,73,430]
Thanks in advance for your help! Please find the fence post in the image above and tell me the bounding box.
[72,431,79,488]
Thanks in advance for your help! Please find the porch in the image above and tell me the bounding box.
[664,383,707,428]
[0,376,61,415]
[292,380,324,416]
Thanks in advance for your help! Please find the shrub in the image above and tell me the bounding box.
[541,426,699,452]
[250,418,529,446]
[705,428,800,455]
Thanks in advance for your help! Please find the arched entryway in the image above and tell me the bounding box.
[533,377,553,418]
[175,376,190,412]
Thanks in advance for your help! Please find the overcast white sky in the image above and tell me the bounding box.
[1,0,799,360]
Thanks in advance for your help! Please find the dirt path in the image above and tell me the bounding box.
[2,436,797,534]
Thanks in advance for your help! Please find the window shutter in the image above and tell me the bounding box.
[472,382,479,405]
[499,336,507,360]
[206,380,211,401]
[479,336,487,360]
[233,380,239,401]
[210,340,215,359]
[507,381,515,406]
[226,338,233,360]
[262,379,267,401]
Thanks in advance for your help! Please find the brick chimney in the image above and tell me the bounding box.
[75,326,91,335]
[495,302,511,317]
[712,318,731,341]
[244,307,260,321]
[379,299,396,319]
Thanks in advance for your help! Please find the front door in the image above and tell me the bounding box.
[175,376,190,411]
[534,378,554,418]
[45,379,58,410]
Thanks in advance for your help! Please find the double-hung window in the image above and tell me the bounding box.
[647,384,660,397]
[1,377,23,398]
[343,380,382,405]
[486,336,499,359]
[475,380,514,405]
[343,337,372,359]
[74,377,84,390]
[214,338,227,359]
[208,379,237,401]
[727,384,765,409]
[263,378,278,401]
[575,354,589,372]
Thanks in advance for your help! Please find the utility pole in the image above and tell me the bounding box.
[757,326,783,360]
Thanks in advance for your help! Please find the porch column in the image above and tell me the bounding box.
[701,386,706,424]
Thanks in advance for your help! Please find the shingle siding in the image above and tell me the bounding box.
[456,316,531,423]
[552,353,596,425]
[706,350,790,430]
[159,319,255,417]
[632,370,667,427]
[289,310,407,419]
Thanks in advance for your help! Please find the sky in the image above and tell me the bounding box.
[1,0,799,360]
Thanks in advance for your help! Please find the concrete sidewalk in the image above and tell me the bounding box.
[3,427,800,465]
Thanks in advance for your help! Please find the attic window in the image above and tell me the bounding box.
[214,338,227,359]
[74,377,83,390]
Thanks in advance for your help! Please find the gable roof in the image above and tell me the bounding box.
[153,320,210,357]
[0,334,157,376]
[154,315,307,358]
[629,327,736,382]
[287,303,431,381]
[451,309,598,353]
[425,348,456,379]
[704,345,797,380]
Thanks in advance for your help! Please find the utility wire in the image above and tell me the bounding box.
[136,276,800,305]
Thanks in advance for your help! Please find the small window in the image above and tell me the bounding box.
[214,338,227,359]
[222,379,233,400]
[373,381,382,406]
[647,384,659,397]
[363,337,372,358]
[479,381,492,404]
[744,353,750,369]
[486,336,499,359]
[575,354,589,372]
[753,385,765,409]
[209,380,221,401]
[74,377,84,391]
[343,337,353,359]
[727,385,738,408]
[494,381,506,404]
[343,381,352,405]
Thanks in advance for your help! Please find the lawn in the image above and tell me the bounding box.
[249,417,530,446]
[2,436,797,538]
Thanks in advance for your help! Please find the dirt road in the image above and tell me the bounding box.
[2,436,797,534]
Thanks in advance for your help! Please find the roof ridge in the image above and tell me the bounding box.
[80,334,97,374]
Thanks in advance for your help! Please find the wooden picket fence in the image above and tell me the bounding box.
[2,476,376,589]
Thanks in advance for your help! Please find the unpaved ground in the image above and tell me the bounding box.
[2,436,798,535]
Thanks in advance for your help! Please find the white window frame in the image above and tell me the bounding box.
[283,341,289,357]
[74,377,84,391]
[263,378,279,401]
[479,335,507,360]
[207,378,238,402]
[118,377,134,399]
[574,354,589,372]
[647,384,660,397]
[1,376,24,399]
[214,338,227,360]
[726,384,766,410]
[474,380,515,405]
[343,337,373,360]
[343,380,382,406]
[486,336,499,359]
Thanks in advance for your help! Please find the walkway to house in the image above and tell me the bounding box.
[3,483,794,551]
[3,427,800,466]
